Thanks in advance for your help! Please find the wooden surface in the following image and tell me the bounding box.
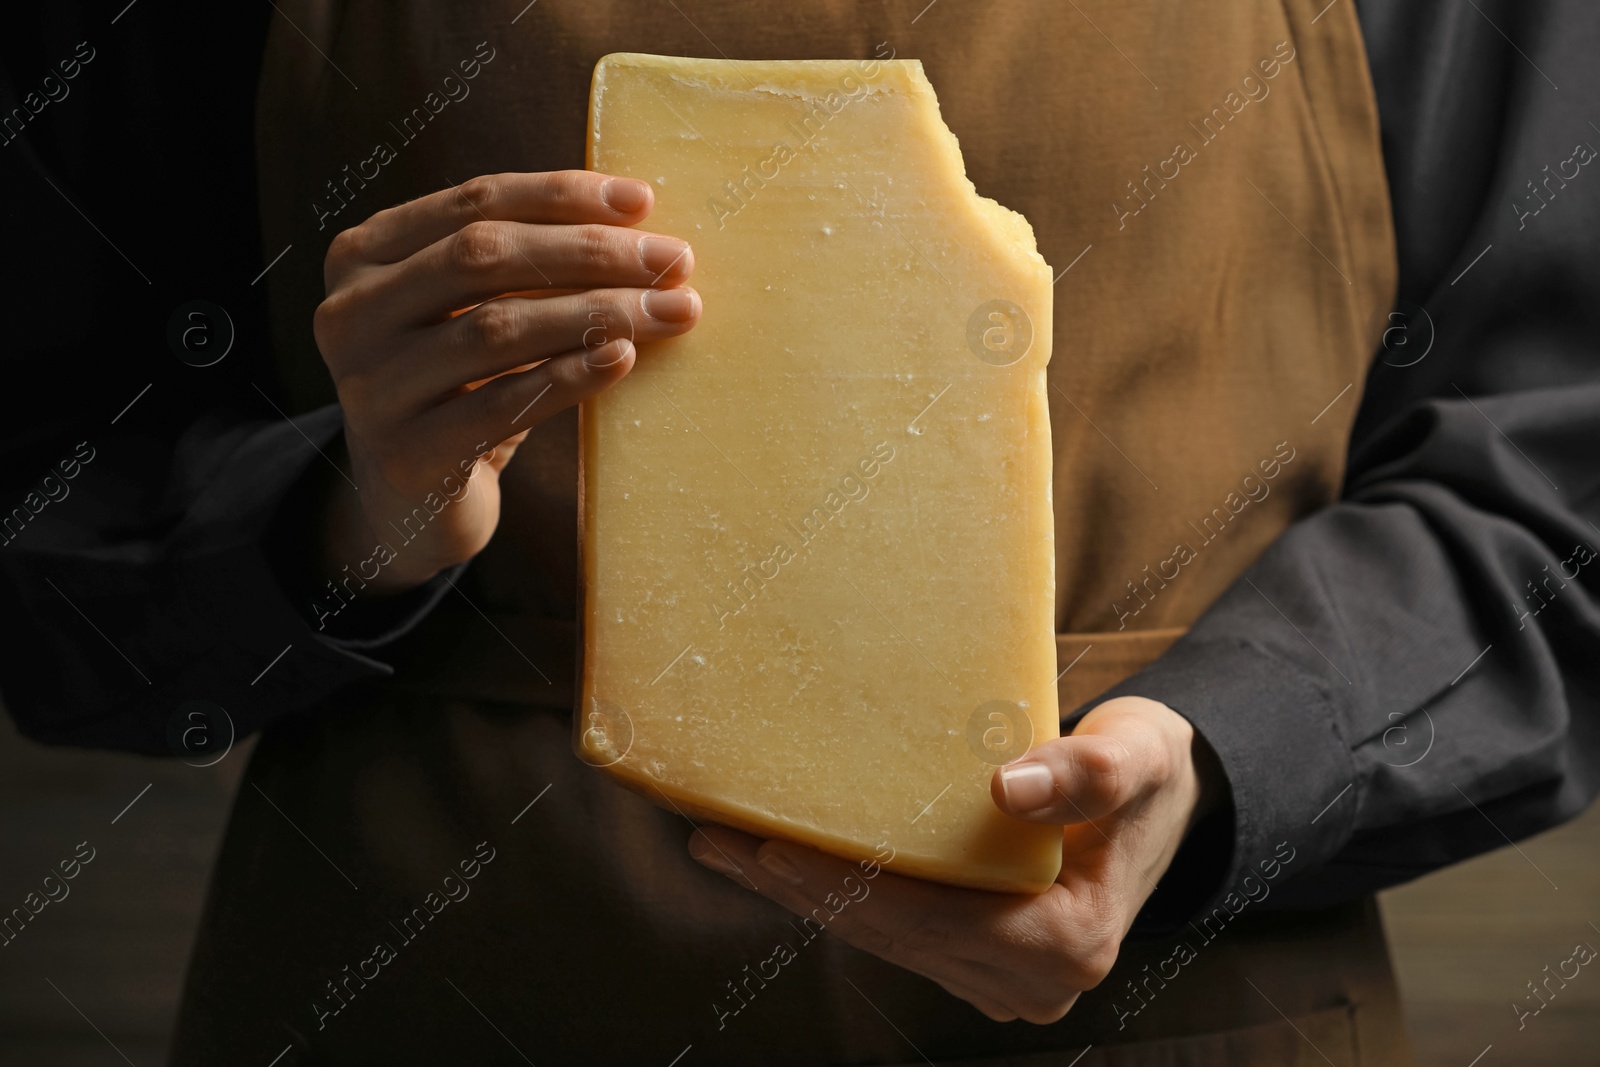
[0,707,1595,1064]
[1380,797,1600,1065]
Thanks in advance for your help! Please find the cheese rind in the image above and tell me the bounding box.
[581,53,1060,893]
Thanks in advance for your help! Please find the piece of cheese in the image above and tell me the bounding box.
[580,53,1060,893]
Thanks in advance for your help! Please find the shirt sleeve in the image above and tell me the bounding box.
[0,12,454,755]
[1101,384,1600,926]
[0,401,458,755]
[1101,0,1600,928]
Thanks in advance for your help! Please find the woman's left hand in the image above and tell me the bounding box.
[688,696,1222,1023]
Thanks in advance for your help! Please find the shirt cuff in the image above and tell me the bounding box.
[254,406,461,655]
[171,404,451,739]
[1068,631,1359,933]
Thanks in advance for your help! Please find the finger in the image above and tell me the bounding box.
[328,171,654,277]
[397,287,700,404]
[692,828,1009,972]
[415,337,636,458]
[373,221,694,326]
[735,837,1095,1013]
[689,829,966,987]
[684,827,761,891]
[991,732,1144,825]
[689,830,1104,1021]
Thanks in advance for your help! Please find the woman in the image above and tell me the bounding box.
[3,2,1597,1064]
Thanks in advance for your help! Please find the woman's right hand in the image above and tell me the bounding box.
[312,170,699,594]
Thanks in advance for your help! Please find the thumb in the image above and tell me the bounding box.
[990,732,1138,825]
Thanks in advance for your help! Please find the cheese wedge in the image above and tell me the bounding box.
[580,52,1060,893]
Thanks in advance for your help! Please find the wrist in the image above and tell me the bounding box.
[1144,695,1225,836]
[323,483,451,596]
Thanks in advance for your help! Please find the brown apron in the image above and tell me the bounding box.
[173,1,1404,1063]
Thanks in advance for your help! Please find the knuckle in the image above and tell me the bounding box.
[326,225,367,266]
[312,292,353,355]
[1138,746,1174,796]
[1068,903,1122,988]
[1024,891,1116,990]
[572,223,621,265]
[470,300,522,354]
[457,175,502,214]
[545,170,592,210]
[1077,738,1123,781]
[453,220,509,273]
[582,294,633,348]
[1076,740,1126,808]
[1075,940,1120,988]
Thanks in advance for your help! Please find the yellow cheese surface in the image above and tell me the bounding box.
[580,53,1060,893]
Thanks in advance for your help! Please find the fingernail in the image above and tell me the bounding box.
[642,287,700,323]
[999,761,1056,813]
[640,236,691,277]
[691,846,741,879]
[759,849,804,887]
[584,337,633,370]
[601,177,650,215]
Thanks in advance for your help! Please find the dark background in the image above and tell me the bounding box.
[3,3,1597,1064]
